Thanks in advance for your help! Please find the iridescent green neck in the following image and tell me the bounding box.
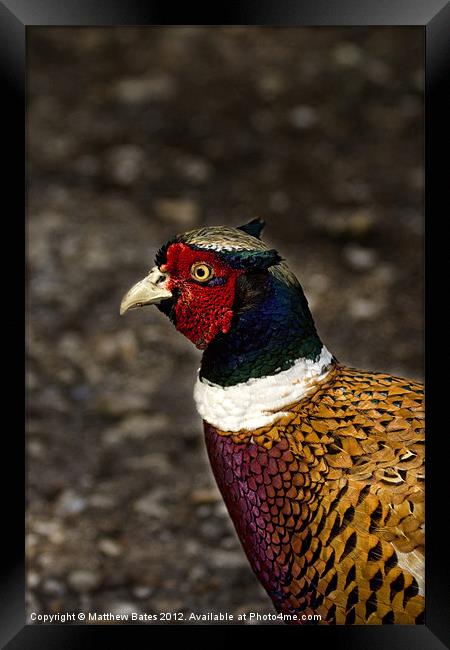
[199,271,322,387]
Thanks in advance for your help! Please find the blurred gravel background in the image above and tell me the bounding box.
[26,27,423,625]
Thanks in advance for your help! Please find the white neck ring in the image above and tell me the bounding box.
[193,346,333,432]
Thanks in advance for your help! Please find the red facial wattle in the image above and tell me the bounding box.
[161,243,244,349]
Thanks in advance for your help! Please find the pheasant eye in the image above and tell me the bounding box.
[191,262,214,282]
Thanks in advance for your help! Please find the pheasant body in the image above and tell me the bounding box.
[120,219,425,624]
[204,364,424,624]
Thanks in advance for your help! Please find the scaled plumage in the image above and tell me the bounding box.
[205,365,424,624]
[120,220,424,624]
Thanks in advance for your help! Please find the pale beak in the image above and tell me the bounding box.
[120,266,172,315]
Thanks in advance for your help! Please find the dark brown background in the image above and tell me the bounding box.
[27,27,423,624]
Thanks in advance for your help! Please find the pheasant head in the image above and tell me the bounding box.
[120,219,326,382]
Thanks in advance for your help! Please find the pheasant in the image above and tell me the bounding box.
[120,219,424,625]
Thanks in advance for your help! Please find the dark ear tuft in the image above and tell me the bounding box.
[226,248,282,271]
[237,217,265,239]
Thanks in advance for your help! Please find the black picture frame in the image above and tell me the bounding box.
[4,0,449,647]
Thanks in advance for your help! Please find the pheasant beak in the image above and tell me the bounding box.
[120,266,172,315]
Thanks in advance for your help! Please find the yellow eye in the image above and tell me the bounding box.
[191,262,214,282]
